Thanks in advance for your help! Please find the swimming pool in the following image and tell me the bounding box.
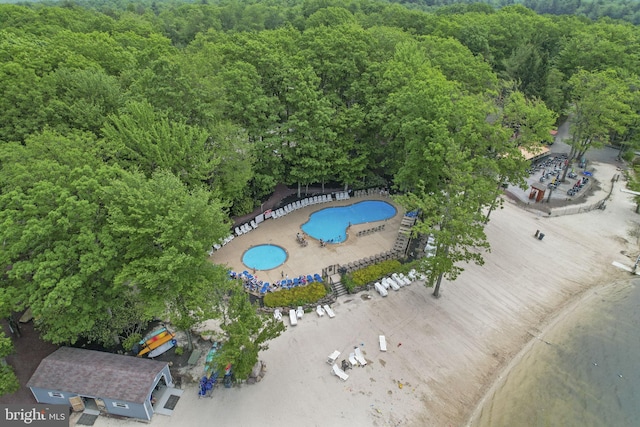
[242,244,288,270]
[301,200,396,243]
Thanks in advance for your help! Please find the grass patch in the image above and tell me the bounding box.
[343,259,402,292]
[263,282,327,307]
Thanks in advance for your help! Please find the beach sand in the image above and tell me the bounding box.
[91,162,637,427]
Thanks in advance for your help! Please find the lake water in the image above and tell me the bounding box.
[471,279,640,427]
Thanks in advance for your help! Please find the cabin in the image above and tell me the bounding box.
[27,347,176,421]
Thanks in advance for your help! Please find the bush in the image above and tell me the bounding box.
[122,333,142,352]
[342,274,357,293]
[0,365,19,396]
[349,260,402,286]
[263,282,327,307]
[174,346,184,356]
[622,149,635,162]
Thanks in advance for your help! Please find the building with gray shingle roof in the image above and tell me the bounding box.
[27,347,174,420]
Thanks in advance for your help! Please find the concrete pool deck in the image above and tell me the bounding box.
[208,195,406,286]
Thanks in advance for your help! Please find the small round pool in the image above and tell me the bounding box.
[302,200,396,243]
[242,244,287,270]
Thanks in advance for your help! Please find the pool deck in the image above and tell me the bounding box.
[208,195,405,287]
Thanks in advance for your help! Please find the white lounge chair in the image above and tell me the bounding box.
[392,273,405,287]
[408,269,427,281]
[278,208,286,217]
[323,304,335,318]
[326,194,333,202]
[374,282,388,297]
[289,309,298,326]
[296,306,304,319]
[349,352,358,366]
[398,273,412,285]
[331,363,349,381]
[327,350,341,365]
[274,309,282,321]
[235,227,243,236]
[379,335,387,352]
[380,278,390,290]
[386,277,400,291]
[313,196,319,204]
[354,347,367,366]
[316,305,325,317]
[250,220,258,229]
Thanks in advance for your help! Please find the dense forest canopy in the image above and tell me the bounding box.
[0,0,639,384]
[4,0,640,24]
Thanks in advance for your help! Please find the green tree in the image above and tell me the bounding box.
[213,283,284,381]
[383,47,501,297]
[0,132,230,346]
[280,67,336,196]
[0,332,19,397]
[102,101,221,188]
[561,69,634,181]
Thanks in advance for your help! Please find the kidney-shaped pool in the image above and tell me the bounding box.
[301,200,396,243]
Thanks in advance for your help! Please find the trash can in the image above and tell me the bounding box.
[538,233,545,240]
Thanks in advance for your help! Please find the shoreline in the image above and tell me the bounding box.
[464,278,630,426]
[91,161,638,427]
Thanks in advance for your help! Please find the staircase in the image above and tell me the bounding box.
[331,281,349,297]
[393,214,417,255]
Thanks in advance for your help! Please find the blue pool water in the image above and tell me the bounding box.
[242,245,287,270]
[301,200,396,243]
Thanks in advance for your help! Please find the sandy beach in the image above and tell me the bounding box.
[90,160,637,427]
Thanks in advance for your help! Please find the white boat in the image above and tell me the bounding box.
[148,338,177,358]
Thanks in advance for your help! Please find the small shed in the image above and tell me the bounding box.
[27,347,174,421]
[529,183,546,202]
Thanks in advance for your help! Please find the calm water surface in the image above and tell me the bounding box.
[472,279,640,427]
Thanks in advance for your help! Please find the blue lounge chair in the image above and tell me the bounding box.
[293,277,300,287]
[314,274,323,282]
[260,282,270,294]
[307,275,314,283]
